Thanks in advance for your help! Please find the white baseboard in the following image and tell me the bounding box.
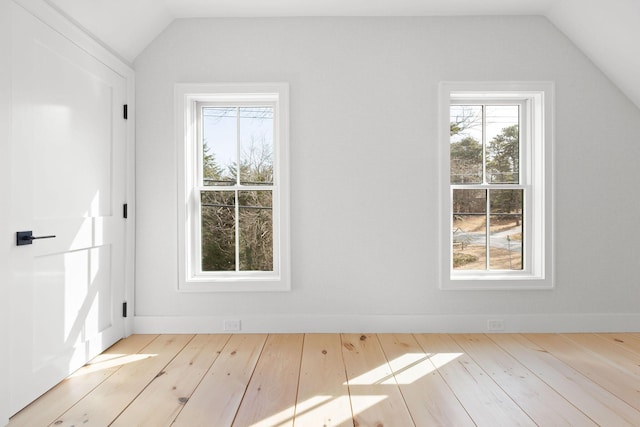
[133,313,640,334]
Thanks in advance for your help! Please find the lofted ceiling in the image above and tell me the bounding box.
[43,0,640,110]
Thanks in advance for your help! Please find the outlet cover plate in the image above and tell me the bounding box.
[487,319,505,331]
[224,319,241,331]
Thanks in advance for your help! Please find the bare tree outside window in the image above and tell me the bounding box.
[451,104,523,271]
[200,106,275,272]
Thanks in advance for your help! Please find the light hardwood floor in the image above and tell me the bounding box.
[8,333,640,426]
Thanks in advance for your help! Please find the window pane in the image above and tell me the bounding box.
[202,107,237,186]
[489,189,523,270]
[486,105,519,184]
[240,107,274,185]
[452,189,486,270]
[450,105,483,184]
[201,191,236,271]
[238,190,273,271]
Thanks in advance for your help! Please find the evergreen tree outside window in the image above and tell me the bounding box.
[440,82,554,290]
[451,103,523,271]
[176,84,290,292]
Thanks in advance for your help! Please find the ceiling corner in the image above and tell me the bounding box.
[46,0,175,63]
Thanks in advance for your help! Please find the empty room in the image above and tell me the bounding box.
[2,0,640,425]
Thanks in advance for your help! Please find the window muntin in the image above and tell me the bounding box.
[176,83,290,292]
[440,82,554,290]
[452,188,523,271]
[199,189,274,272]
[450,102,524,271]
[198,104,275,274]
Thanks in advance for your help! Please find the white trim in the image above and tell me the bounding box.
[440,81,555,290]
[14,0,134,71]
[0,0,11,422]
[133,313,640,334]
[175,83,291,292]
[123,73,136,335]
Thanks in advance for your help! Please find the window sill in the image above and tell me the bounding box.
[441,275,554,291]
[178,276,291,293]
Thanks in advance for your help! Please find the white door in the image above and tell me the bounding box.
[9,5,127,415]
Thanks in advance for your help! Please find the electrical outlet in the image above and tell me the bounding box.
[224,319,241,332]
[487,319,505,331]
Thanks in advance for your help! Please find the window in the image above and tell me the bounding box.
[439,82,554,290]
[176,83,290,291]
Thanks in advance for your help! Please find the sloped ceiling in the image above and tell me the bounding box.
[546,0,640,111]
[44,0,640,110]
[45,0,173,62]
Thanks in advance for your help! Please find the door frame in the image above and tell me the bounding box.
[2,0,135,421]
[1,0,12,423]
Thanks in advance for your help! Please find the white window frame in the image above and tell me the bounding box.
[176,83,290,292]
[439,82,554,290]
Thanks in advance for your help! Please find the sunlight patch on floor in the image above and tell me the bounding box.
[68,353,157,378]
[248,393,385,427]
[242,351,466,426]
[346,362,394,385]
[388,353,438,384]
[247,395,333,427]
[291,395,353,427]
[345,352,464,385]
[429,352,464,369]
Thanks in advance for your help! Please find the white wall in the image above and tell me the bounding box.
[0,0,12,420]
[134,16,640,333]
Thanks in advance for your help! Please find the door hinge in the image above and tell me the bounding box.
[123,203,128,219]
[123,104,128,120]
[122,302,128,318]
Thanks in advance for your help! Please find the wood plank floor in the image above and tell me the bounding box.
[9,333,640,426]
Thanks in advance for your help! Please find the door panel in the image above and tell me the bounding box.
[32,39,114,220]
[32,246,113,367]
[9,4,126,415]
